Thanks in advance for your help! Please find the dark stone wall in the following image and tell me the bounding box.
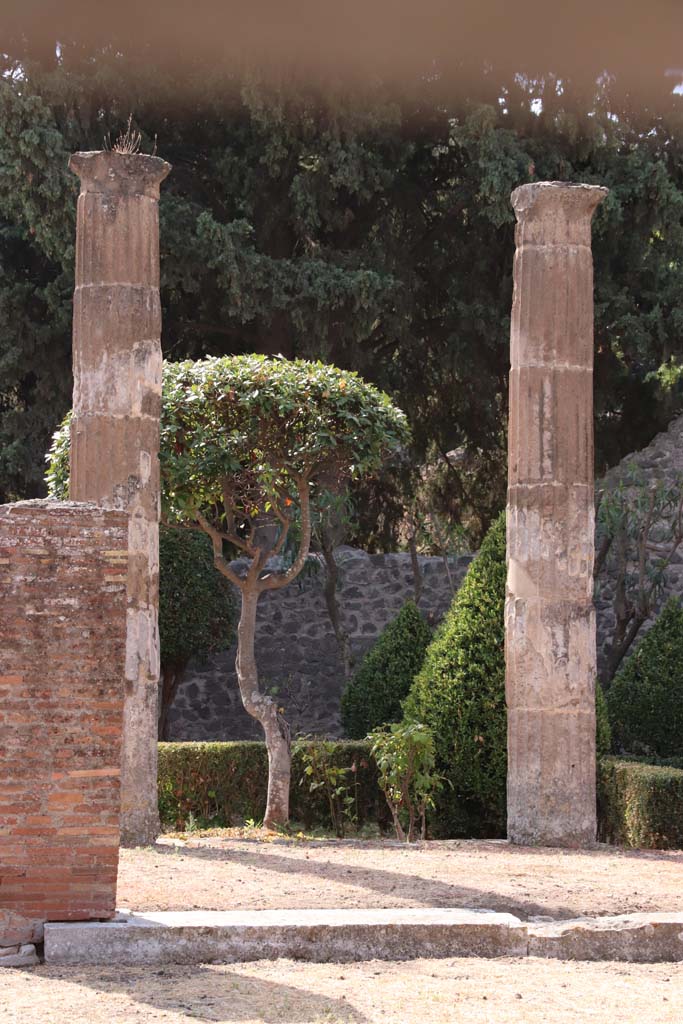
[166,547,472,741]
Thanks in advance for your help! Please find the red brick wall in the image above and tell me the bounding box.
[0,500,128,936]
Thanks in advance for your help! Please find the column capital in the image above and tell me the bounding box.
[69,150,171,199]
[511,181,608,246]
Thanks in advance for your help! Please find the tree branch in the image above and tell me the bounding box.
[196,512,244,589]
[258,477,312,592]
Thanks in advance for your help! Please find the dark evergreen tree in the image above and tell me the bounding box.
[2,42,683,546]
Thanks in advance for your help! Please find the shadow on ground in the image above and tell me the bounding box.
[149,840,582,919]
[18,964,367,1023]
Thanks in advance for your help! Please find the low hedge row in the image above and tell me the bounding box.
[597,757,683,850]
[159,744,683,850]
[158,741,389,831]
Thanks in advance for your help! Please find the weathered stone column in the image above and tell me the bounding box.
[69,150,171,846]
[506,181,607,847]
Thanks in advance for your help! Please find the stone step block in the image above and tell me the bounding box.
[44,908,527,965]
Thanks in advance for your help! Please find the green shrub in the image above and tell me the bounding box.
[292,737,358,837]
[158,526,237,738]
[403,511,507,837]
[607,598,683,758]
[341,601,432,739]
[597,757,683,849]
[596,682,612,758]
[369,721,443,842]
[158,740,388,832]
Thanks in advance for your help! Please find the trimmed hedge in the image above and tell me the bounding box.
[159,744,683,850]
[607,598,683,759]
[341,601,433,739]
[158,741,388,831]
[597,757,683,849]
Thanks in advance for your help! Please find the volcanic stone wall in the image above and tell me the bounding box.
[0,500,127,959]
[167,548,472,741]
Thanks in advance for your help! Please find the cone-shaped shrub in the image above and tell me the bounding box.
[607,598,683,759]
[403,511,507,837]
[341,601,433,740]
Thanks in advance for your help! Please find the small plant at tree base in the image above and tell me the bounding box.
[293,737,356,838]
[369,721,442,842]
[341,601,432,739]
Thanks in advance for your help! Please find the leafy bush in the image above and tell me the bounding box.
[292,737,357,837]
[158,740,388,832]
[158,526,237,738]
[341,601,432,739]
[369,721,442,842]
[403,511,507,837]
[597,757,683,849]
[607,598,683,758]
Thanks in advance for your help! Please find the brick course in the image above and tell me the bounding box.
[0,500,127,942]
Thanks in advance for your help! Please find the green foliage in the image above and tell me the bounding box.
[292,736,357,837]
[369,721,442,842]
[160,355,408,527]
[158,740,387,832]
[607,598,683,759]
[340,601,432,739]
[596,683,612,758]
[597,757,683,850]
[158,742,683,849]
[46,421,237,676]
[404,511,507,837]
[4,47,683,548]
[158,526,236,670]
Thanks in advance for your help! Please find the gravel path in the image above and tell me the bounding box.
[2,957,682,1023]
[117,836,683,920]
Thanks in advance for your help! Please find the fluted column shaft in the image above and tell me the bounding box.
[506,181,607,847]
[69,150,171,846]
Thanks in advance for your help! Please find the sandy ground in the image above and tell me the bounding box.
[117,836,683,920]
[2,957,683,1024]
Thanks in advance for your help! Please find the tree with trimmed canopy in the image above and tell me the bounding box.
[162,355,408,826]
[49,354,408,827]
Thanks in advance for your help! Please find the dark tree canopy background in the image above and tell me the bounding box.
[1,28,683,545]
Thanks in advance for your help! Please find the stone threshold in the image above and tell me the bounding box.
[41,908,683,965]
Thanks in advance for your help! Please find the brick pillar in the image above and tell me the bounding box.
[68,150,171,846]
[506,181,607,847]
[0,500,127,950]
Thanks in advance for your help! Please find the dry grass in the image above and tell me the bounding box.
[2,957,682,1023]
[118,835,683,920]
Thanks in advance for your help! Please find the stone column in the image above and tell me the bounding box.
[69,150,171,846]
[506,181,607,847]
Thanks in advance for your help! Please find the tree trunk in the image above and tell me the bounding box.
[321,539,354,682]
[235,587,291,827]
[158,664,183,741]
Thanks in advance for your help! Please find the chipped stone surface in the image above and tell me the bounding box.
[0,944,39,968]
[528,913,683,962]
[69,150,170,846]
[506,182,607,847]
